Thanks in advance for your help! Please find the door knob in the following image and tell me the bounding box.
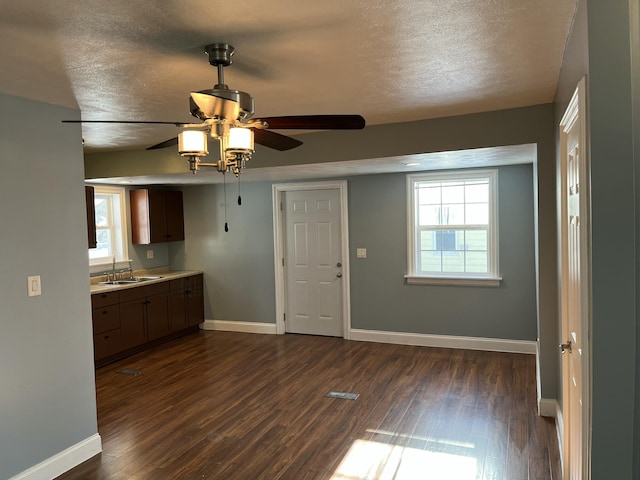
[336,272,342,278]
[337,262,342,267]
[559,340,572,354]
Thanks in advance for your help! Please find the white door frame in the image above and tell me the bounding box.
[272,180,351,337]
[559,76,592,479]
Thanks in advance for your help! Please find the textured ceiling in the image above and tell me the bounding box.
[0,0,576,157]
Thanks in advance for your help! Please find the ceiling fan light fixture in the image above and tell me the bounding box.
[226,127,254,153]
[178,130,208,157]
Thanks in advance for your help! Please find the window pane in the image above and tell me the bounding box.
[421,251,442,273]
[465,203,488,225]
[420,230,437,250]
[465,230,487,251]
[94,197,109,227]
[442,251,465,272]
[442,184,464,203]
[418,205,440,226]
[465,251,488,273]
[418,184,441,205]
[465,183,488,203]
[442,204,464,225]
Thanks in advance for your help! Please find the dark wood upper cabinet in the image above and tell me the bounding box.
[130,189,185,244]
[86,185,97,249]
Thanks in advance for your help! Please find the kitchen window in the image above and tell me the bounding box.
[405,169,501,286]
[88,185,129,267]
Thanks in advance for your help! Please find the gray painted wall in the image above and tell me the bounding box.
[0,94,98,478]
[169,183,277,322]
[587,1,637,477]
[348,165,536,339]
[555,0,639,476]
[172,162,536,342]
[631,0,640,476]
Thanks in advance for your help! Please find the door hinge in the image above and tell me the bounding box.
[284,313,286,322]
[282,258,285,267]
[280,202,283,211]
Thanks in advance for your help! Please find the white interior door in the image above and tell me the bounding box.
[282,188,343,336]
[559,77,591,480]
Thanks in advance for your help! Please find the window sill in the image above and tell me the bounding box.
[404,275,502,287]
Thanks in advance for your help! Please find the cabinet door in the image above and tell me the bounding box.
[169,288,188,332]
[186,275,205,327]
[147,292,170,341]
[92,304,120,334]
[164,190,185,242]
[148,190,169,243]
[94,330,123,360]
[120,298,147,349]
[86,186,97,249]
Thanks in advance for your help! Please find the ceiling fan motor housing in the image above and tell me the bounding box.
[190,89,254,122]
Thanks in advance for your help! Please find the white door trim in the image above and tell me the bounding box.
[272,180,351,338]
[559,75,592,479]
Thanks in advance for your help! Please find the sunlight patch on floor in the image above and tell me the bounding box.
[331,439,477,480]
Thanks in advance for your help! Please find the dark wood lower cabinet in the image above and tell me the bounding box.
[169,273,204,332]
[147,293,170,341]
[119,298,148,350]
[92,274,203,367]
[186,275,204,327]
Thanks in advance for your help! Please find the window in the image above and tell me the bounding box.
[88,185,128,266]
[406,169,500,286]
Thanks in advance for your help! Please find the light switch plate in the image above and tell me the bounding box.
[27,275,41,297]
[147,249,154,259]
[356,248,367,259]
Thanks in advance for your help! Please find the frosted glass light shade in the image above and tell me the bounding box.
[178,130,208,156]
[226,127,254,152]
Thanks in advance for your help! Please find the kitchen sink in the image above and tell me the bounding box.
[99,279,139,285]
[98,276,162,286]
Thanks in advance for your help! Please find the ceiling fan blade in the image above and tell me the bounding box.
[61,120,190,126]
[147,137,179,150]
[257,115,365,130]
[253,128,303,151]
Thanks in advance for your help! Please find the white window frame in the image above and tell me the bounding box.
[88,185,130,272]
[405,169,501,286]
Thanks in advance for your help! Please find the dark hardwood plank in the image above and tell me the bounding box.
[56,331,560,480]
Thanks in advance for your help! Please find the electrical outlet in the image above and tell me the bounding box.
[147,249,154,259]
[27,275,41,297]
[356,248,367,259]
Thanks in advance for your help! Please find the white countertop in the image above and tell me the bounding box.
[90,269,203,294]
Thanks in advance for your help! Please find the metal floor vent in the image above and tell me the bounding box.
[117,369,142,376]
[326,391,359,400]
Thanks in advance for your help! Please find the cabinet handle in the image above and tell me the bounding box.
[102,310,108,315]
[104,335,109,340]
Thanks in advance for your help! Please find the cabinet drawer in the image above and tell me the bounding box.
[118,282,170,303]
[93,329,123,360]
[170,278,184,291]
[93,304,120,334]
[91,290,119,308]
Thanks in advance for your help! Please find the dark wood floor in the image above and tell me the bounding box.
[57,331,561,480]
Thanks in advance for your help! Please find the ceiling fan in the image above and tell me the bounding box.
[64,43,366,176]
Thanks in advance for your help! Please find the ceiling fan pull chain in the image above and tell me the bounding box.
[223,173,229,232]
[237,177,242,206]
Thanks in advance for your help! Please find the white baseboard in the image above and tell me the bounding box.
[200,319,277,335]
[538,397,558,418]
[9,433,102,480]
[349,329,537,354]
